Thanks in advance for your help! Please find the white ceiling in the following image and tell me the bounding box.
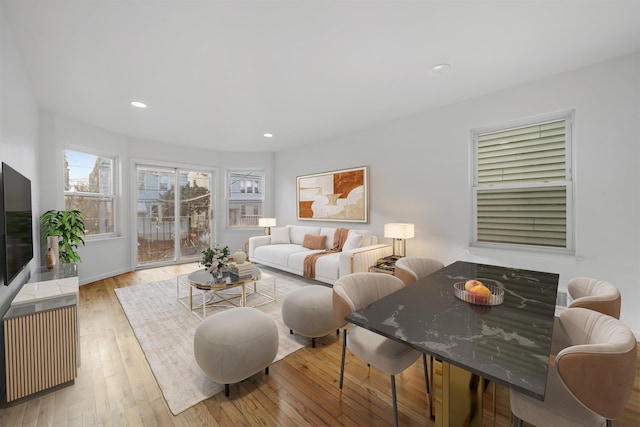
[2,1,639,152]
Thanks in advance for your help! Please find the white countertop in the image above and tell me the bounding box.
[10,264,79,307]
[11,278,79,306]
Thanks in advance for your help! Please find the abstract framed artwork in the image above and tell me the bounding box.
[296,166,368,223]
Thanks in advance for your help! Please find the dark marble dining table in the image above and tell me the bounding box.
[345,261,559,425]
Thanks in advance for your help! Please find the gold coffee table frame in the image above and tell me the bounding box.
[176,267,275,318]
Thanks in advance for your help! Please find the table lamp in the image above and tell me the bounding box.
[259,218,277,235]
[384,223,414,257]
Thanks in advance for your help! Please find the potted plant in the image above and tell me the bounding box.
[40,210,86,264]
[200,244,230,277]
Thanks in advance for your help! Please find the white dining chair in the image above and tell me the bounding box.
[511,307,636,427]
[333,272,429,427]
[392,256,444,401]
[394,256,444,286]
[551,277,621,354]
[566,277,621,318]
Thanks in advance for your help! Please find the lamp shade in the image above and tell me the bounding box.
[384,223,415,239]
[259,218,277,227]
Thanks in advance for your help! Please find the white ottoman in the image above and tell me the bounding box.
[194,307,279,396]
[281,285,338,348]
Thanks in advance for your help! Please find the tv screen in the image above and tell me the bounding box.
[2,162,33,286]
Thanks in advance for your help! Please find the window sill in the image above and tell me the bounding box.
[465,244,581,265]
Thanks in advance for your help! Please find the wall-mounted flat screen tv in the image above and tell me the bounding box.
[1,162,33,286]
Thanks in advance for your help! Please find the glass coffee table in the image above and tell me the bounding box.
[176,266,276,319]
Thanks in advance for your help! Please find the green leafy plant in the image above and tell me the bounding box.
[40,210,86,264]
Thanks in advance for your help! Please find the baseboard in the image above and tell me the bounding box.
[79,268,131,285]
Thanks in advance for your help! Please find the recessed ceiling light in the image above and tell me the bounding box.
[263,133,273,138]
[131,101,147,108]
[428,63,451,76]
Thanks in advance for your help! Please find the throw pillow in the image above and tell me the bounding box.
[348,230,373,247]
[341,234,363,251]
[270,227,291,244]
[302,234,327,250]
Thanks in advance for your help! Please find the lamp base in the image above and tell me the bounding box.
[392,238,407,258]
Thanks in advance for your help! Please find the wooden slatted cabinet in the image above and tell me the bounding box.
[3,265,79,403]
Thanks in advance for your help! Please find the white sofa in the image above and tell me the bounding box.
[248,225,392,285]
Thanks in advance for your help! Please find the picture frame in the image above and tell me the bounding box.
[296,166,368,223]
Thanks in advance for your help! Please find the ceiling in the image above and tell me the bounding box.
[2,1,639,153]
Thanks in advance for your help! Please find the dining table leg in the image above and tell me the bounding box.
[433,359,484,427]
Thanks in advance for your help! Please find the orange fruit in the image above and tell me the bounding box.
[464,279,483,292]
[469,284,492,303]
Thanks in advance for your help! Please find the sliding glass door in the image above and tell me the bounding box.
[136,165,212,267]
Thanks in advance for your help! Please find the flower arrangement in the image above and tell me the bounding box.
[200,244,230,275]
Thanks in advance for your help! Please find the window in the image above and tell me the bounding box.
[64,149,116,237]
[227,170,264,228]
[135,165,212,266]
[472,113,573,251]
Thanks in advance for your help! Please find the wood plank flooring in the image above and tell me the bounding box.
[1,263,639,426]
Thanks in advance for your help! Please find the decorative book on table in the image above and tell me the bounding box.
[230,262,252,272]
[230,262,253,279]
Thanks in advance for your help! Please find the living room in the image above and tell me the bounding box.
[1,1,639,425]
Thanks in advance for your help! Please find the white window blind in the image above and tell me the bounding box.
[473,117,572,250]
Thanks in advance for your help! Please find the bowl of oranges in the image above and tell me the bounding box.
[454,280,504,306]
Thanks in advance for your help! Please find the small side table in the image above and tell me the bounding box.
[369,255,402,275]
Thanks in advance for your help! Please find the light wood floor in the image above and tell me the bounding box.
[1,263,639,426]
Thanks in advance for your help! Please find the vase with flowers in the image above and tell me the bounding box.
[200,244,230,279]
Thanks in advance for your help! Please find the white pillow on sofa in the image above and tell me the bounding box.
[341,234,362,251]
[348,229,373,247]
[270,227,291,244]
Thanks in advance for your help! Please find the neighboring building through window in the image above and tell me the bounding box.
[64,149,116,237]
[472,112,573,252]
[228,170,264,227]
[135,165,212,266]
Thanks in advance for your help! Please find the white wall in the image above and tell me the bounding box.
[38,112,274,284]
[0,4,40,391]
[274,53,640,336]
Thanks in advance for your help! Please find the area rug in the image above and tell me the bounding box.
[114,268,320,415]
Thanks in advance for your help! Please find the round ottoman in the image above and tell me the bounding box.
[281,285,338,348]
[194,307,279,396]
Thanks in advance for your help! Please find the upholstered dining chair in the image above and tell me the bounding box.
[393,255,444,400]
[511,307,637,427]
[551,277,622,354]
[333,272,429,427]
[394,256,444,286]
[566,277,621,318]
